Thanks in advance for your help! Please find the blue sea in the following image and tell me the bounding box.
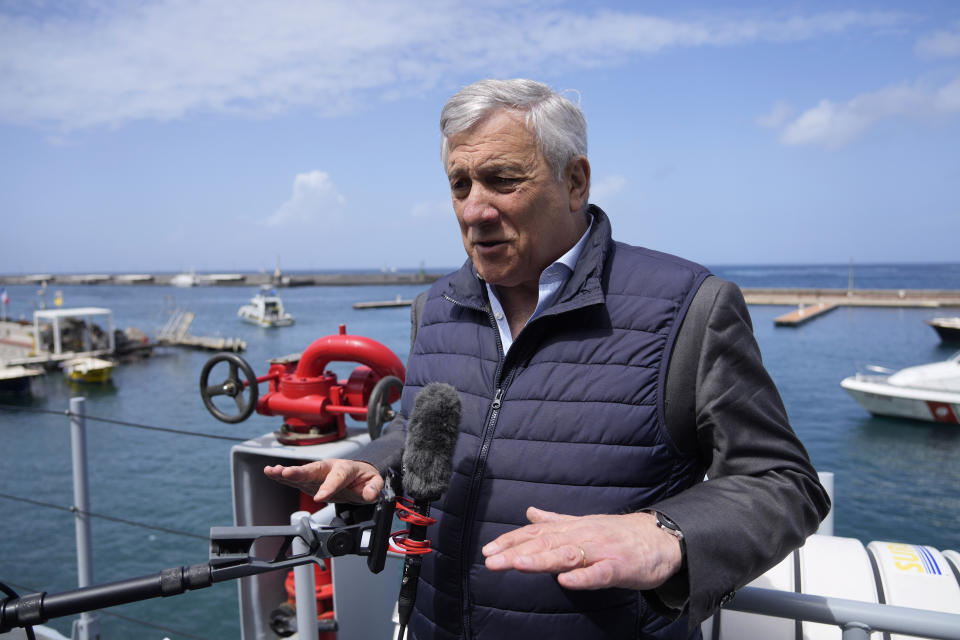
[1,263,959,639]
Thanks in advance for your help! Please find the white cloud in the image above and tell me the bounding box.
[936,74,960,111]
[778,74,960,149]
[916,22,960,58]
[591,174,628,202]
[265,170,345,227]
[0,1,908,130]
[756,100,795,129]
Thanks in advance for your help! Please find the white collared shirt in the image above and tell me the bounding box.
[487,215,594,354]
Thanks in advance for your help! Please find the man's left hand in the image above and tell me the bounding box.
[481,507,683,591]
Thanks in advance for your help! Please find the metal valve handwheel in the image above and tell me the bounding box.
[200,353,259,424]
[366,375,403,440]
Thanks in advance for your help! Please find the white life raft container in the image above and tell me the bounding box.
[704,534,960,639]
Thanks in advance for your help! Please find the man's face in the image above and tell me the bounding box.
[445,110,586,290]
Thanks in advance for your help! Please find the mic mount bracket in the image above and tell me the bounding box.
[0,483,397,633]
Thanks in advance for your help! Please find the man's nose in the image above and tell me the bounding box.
[460,187,499,225]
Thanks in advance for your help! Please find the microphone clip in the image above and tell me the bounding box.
[209,480,397,580]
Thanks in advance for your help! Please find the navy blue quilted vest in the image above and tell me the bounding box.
[401,207,709,639]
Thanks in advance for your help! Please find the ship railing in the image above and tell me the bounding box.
[724,586,960,640]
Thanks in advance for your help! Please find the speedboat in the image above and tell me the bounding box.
[840,351,960,423]
[927,316,960,343]
[61,356,115,383]
[237,286,295,328]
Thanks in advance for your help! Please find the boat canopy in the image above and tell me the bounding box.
[33,307,116,355]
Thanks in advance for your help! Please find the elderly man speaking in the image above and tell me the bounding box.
[265,79,830,640]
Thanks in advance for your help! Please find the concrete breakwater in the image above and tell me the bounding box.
[0,271,442,287]
[741,287,960,307]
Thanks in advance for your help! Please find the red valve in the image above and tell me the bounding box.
[200,325,405,445]
[256,326,405,445]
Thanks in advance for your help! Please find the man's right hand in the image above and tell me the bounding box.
[263,459,384,504]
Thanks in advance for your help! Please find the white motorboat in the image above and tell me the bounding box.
[170,270,199,287]
[928,316,960,343]
[840,351,960,424]
[237,286,295,328]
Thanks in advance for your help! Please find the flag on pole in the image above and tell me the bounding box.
[0,288,8,305]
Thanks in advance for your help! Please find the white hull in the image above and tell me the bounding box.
[237,287,294,328]
[238,308,295,328]
[840,376,960,424]
[841,352,960,424]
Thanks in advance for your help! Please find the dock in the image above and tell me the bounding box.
[772,303,839,326]
[0,319,115,368]
[741,288,960,327]
[353,297,414,310]
[156,309,246,352]
[0,271,442,288]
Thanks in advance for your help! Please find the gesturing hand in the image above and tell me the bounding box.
[481,507,683,591]
[263,459,384,504]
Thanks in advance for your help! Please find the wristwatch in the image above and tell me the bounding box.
[653,511,684,542]
[649,510,686,568]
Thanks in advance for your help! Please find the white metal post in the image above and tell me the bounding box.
[291,510,319,639]
[70,397,101,640]
[817,471,834,536]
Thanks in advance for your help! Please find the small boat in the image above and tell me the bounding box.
[927,316,960,343]
[170,270,199,287]
[0,365,45,395]
[237,286,295,328]
[840,351,960,423]
[61,356,115,383]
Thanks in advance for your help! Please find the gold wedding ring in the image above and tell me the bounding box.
[578,545,587,568]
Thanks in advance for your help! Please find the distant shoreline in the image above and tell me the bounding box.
[0,271,444,287]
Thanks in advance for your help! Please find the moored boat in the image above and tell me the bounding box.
[61,356,115,383]
[0,365,45,395]
[237,286,295,328]
[927,316,960,343]
[170,270,199,287]
[840,351,960,423]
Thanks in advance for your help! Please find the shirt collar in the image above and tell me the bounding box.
[487,213,594,354]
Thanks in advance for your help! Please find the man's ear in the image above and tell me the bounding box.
[566,156,590,212]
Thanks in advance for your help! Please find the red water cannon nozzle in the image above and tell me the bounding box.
[199,326,404,445]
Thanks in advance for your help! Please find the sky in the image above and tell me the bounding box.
[1,0,958,274]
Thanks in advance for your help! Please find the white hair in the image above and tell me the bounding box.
[440,79,588,182]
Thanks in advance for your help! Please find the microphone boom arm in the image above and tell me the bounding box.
[0,484,396,633]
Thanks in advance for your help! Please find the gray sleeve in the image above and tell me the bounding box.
[346,291,428,474]
[350,420,405,474]
[649,276,831,624]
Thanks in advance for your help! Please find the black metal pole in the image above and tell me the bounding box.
[0,563,213,632]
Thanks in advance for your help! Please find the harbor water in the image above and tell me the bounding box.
[1,263,959,639]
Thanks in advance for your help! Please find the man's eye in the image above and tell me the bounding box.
[493,176,519,188]
[451,179,470,195]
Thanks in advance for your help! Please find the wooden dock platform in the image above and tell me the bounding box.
[164,334,246,352]
[156,309,246,352]
[772,303,839,326]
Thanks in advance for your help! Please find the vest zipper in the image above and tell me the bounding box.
[459,384,506,638]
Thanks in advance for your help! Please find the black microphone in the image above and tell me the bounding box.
[396,382,461,640]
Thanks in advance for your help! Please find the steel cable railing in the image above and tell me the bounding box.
[0,402,248,442]
[0,398,245,639]
[0,492,207,541]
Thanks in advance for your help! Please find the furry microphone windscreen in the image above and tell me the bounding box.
[402,382,462,502]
